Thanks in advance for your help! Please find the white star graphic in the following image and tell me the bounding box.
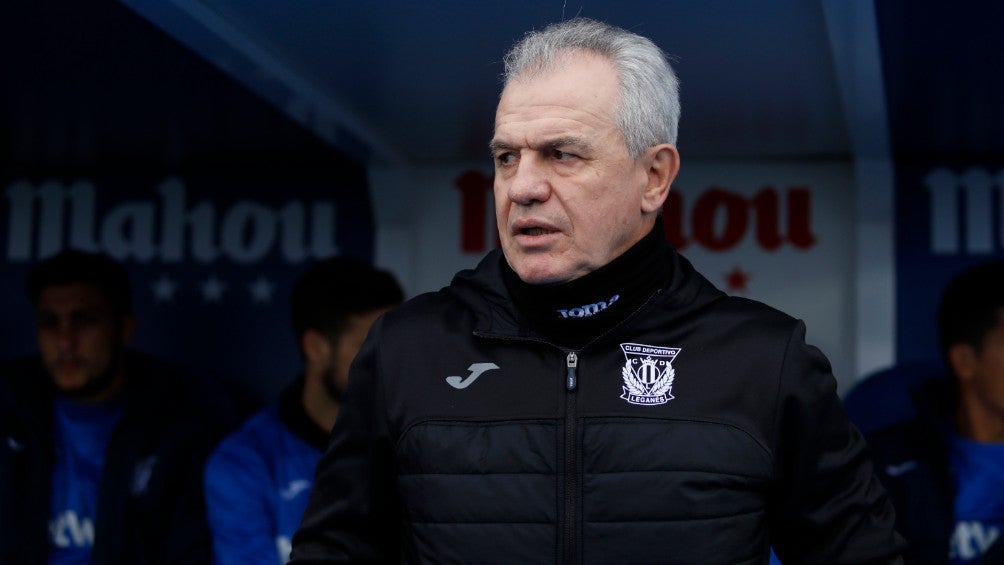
[202,276,227,304]
[151,275,177,303]
[248,276,274,305]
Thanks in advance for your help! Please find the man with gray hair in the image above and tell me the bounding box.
[291,18,905,563]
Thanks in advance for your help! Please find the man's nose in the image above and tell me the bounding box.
[507,153,551,206]
[54,323,78,351]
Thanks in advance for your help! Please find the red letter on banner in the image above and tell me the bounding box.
[454,170,493,253]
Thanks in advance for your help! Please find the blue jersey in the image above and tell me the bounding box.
[204,379,326,565]
[48,396,124,565]
[949,434,1004,563]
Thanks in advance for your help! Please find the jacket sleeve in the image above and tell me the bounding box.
[125,365,235,565]
[768,322,906,564]
[204,437,284,565]
[289,319,401,564]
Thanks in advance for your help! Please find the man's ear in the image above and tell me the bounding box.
[301,329,331,364]
[949,343,977,381]
[641,144,680,214]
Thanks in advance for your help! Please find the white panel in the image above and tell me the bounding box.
[823,0,896,383]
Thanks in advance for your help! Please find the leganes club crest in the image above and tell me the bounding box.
[620,343,680,406]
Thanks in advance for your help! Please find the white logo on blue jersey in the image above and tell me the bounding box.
[49,510,95,548]
[131,455,158,496]
[950,521,1000,562]
[276,535,292,564]
[280,479,312,501]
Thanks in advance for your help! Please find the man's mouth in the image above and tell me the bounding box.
[520,227,554,236]
[55,358,83,371]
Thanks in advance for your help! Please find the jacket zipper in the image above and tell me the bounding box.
[566,351,578,391]
[475,293,664,563]
[564,351,579,563]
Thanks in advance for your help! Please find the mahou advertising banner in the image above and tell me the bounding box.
[397,159,856,392]
[668,160,855,391]
[873,1,1004,373]
[0,167,375,405]
[894,161,1004,369]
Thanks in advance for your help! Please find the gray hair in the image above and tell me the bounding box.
[502,18,680,158]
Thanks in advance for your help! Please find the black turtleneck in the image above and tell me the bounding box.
[502,220,671,349]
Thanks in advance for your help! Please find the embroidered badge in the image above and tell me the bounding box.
[619,343,680,406]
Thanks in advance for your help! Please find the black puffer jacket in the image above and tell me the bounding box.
[291,246,905,564]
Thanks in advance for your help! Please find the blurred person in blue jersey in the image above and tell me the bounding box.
[203,255,403,565]
[0,249,235,564]
[867,259,1004,564]
[290,18,905,564]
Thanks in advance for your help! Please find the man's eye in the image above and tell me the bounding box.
[495,152,516,166]
[70,311,101,328]
[36,314,58,330]
[553,150,575,160]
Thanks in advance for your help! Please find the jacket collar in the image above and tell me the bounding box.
[448,239,723,345]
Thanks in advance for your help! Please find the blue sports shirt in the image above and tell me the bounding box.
[949,434,1004,563]
[48,395,124,565]
[204,378,326,565]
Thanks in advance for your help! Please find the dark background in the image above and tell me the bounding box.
[2,0,1002,411]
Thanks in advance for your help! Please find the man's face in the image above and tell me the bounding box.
[322,307,391,400]
[967,308,1004,420]
[35,283,132,401]
[492,51,663,284]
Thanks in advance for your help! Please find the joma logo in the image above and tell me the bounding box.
[557,295,619,318]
